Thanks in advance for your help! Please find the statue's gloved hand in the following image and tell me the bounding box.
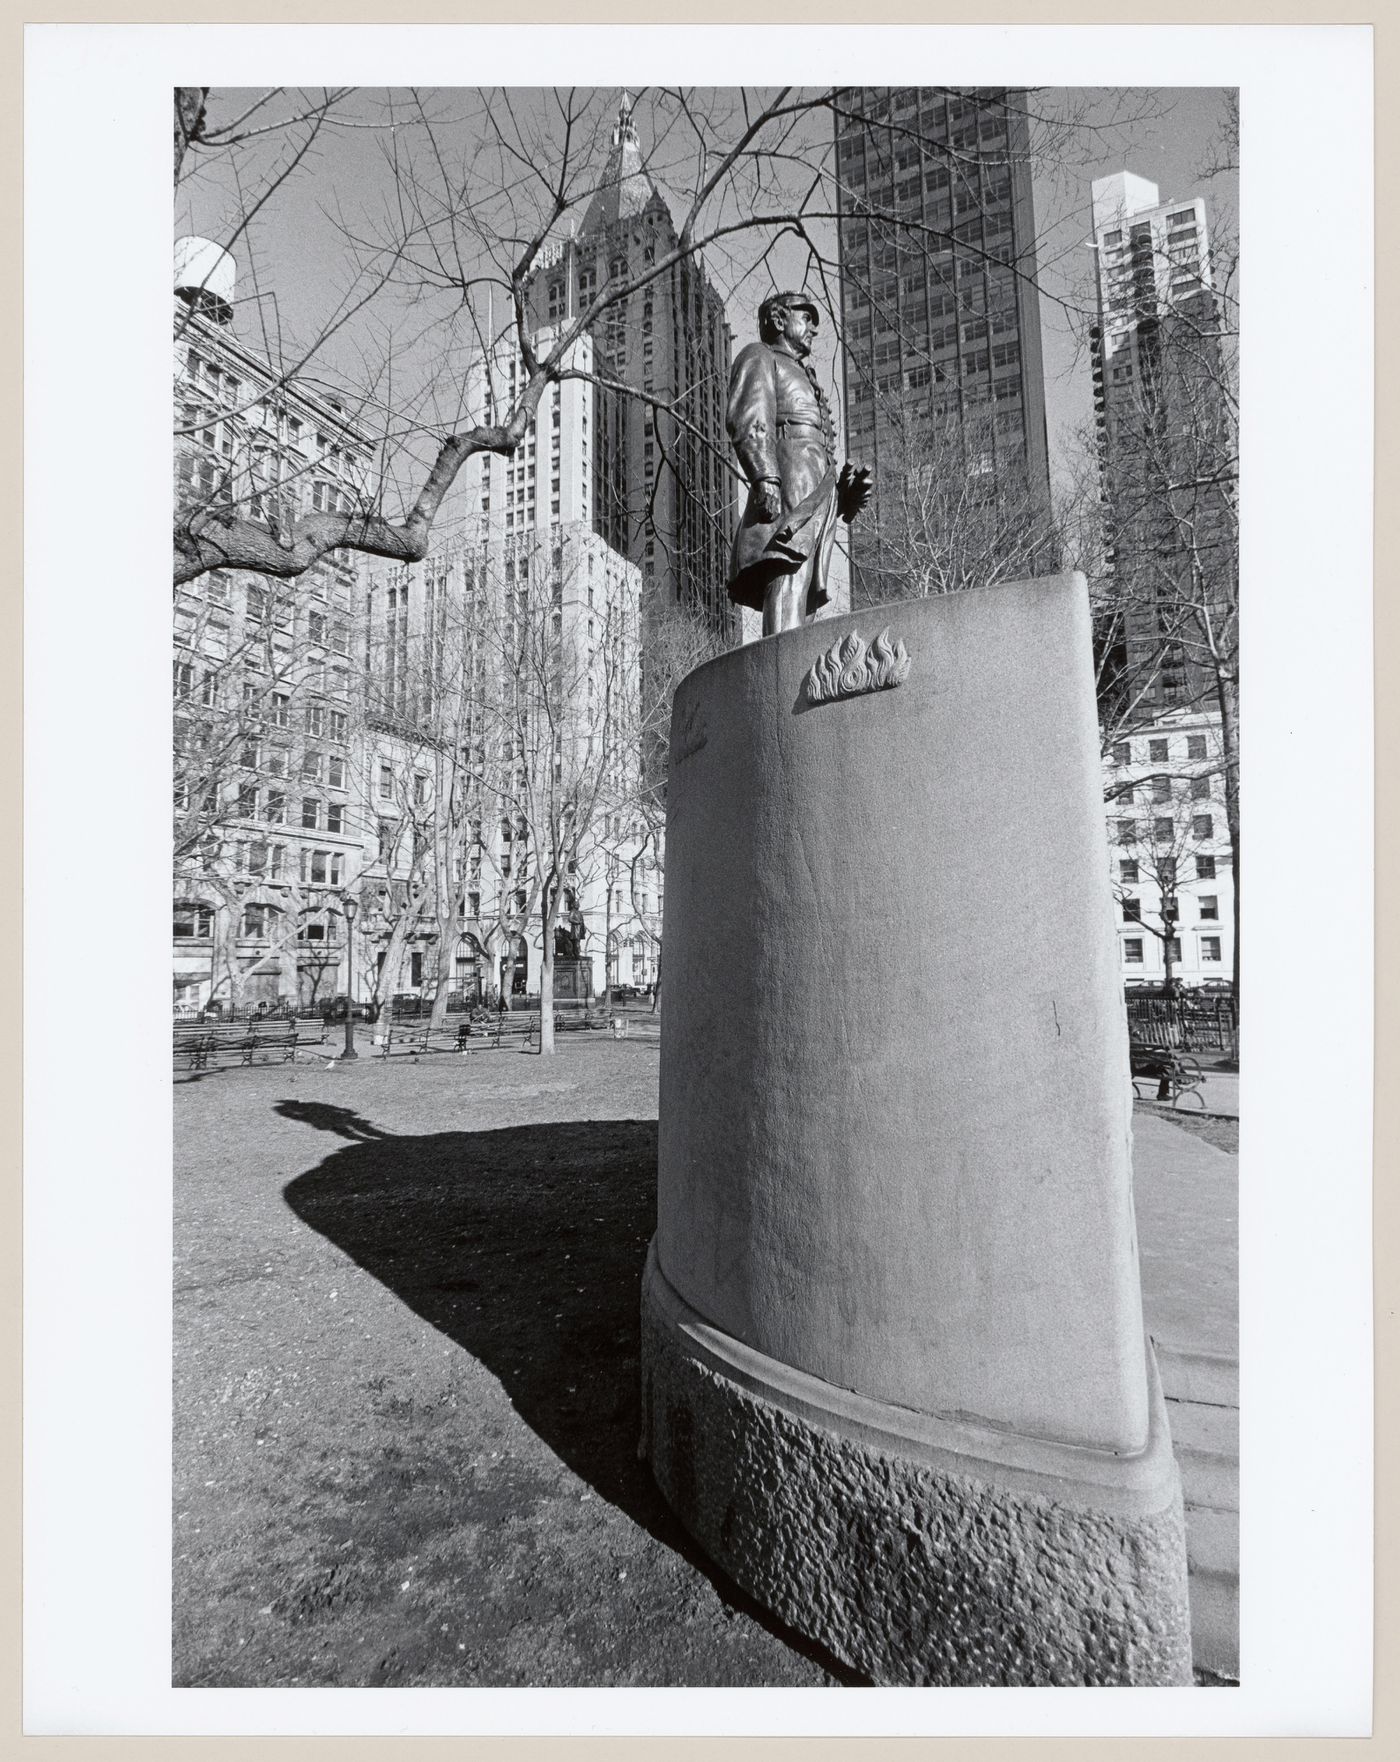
[837,462,873,524]
[752,479,783,523]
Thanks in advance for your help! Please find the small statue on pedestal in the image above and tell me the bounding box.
[725,292,873,636]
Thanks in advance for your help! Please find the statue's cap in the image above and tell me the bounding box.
[760,290,820,327]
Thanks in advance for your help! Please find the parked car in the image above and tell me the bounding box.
[251,998,297,1021]
[320,994,373,1024]
[389,992,431,1020]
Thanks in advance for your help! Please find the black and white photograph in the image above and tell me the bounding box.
[23,20,1373,1741]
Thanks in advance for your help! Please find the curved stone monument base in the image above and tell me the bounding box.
[641,1248,1192,1687]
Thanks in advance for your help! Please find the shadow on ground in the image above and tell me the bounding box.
[280,1100,863,1684]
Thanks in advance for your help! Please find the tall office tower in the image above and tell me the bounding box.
[529,96,737,639]
[361,322,654,1003]
[1089,172,1232,714]
[833,87,1054,603]
[172,238,374,1014]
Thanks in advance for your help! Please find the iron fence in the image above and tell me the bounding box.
[1125,994,1238,1054]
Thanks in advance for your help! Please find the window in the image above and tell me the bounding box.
[1112,742,1130,765]
[269,692,290,728]
[1122,897,1141,922]
[1119,859,1140,884]
[1151,776,1171,804]
[308,611,326,645]
[302,797,321,830]
[328,710,347,744]
[1190,775,1211,800]
[1193,815,1214,840]
[242,903,269,939]
[1116,784,1135,806]
[264,791,285,825]
[237,782,258,819]
[379,764,393,801]
[302,750,323,782]
[326,803,345,835]
[173,904,213,939]
[1199,895,1219,921]
[1116,821,1138,845]
[1123,938,1144,964]
[306,703,326,738]
[413,773,429,806]
[1187,734,1208,760]
[1149,738,1169,763]
[1153,818,1173,842]
[327,755,345,790]
[1196,855,1216,880]
[1201,936,1222,962]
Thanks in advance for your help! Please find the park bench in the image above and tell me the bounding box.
[374,1021,436,1059]
[1129,1041,1206,1108]
[174,1023,308,1070]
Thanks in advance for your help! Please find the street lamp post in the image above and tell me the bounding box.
[341,893,359,1061]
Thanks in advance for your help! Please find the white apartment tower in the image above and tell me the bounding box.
[1089,173,1229,714]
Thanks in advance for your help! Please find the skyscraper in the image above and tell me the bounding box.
[1089,172,1231,713]
[529,96,736,637]
[833,87,1054,602]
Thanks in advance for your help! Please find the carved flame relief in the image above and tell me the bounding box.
[805,628,912,704]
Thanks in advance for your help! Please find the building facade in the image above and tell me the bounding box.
[833,87,1054,602]
[172,239,374,1013]
[1103,707,1234,989]
[355,323,654,1006]
[1089,172,1233,715]
[528,96,737,639]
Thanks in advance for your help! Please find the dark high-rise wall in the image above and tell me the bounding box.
[833,87,1055,602]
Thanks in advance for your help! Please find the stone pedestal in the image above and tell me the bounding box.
[641,575,1193,1685]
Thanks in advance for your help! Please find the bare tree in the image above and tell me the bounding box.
[857,401,1059,601]
[172,86,1167,595]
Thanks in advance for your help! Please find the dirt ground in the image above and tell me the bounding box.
[174,1039,857,1686]
[174,1038,1231,1688]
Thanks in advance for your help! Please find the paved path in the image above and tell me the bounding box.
[1132,1111,1238,1361]
[1131,1109,1239,1680]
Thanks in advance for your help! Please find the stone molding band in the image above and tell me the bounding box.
[641,1244,1193,1687]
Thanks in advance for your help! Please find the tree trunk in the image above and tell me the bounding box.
[1215,668,1242,1019]
[602,868,615,1015]
[174,87,207,183]
[538,895,558,1056]
[429,902,461,1033]
[375,899,423,1039]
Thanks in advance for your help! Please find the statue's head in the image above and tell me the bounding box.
[759,291,820,356]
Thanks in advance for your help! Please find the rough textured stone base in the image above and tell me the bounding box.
[641,1247,1193,1687]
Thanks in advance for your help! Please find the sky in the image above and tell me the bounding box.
[177,85,1237,510]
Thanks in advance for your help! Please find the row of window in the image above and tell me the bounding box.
[1122,936,1223,964]
[234,786,349,834]
[1123,894,1218,923]
[1120,855,1216,883]
[1116,775,1215,804]
[1112,733,1211,765]
[1116,815,1216,845]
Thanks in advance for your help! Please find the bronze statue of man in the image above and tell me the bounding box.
[725,292,872,636]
